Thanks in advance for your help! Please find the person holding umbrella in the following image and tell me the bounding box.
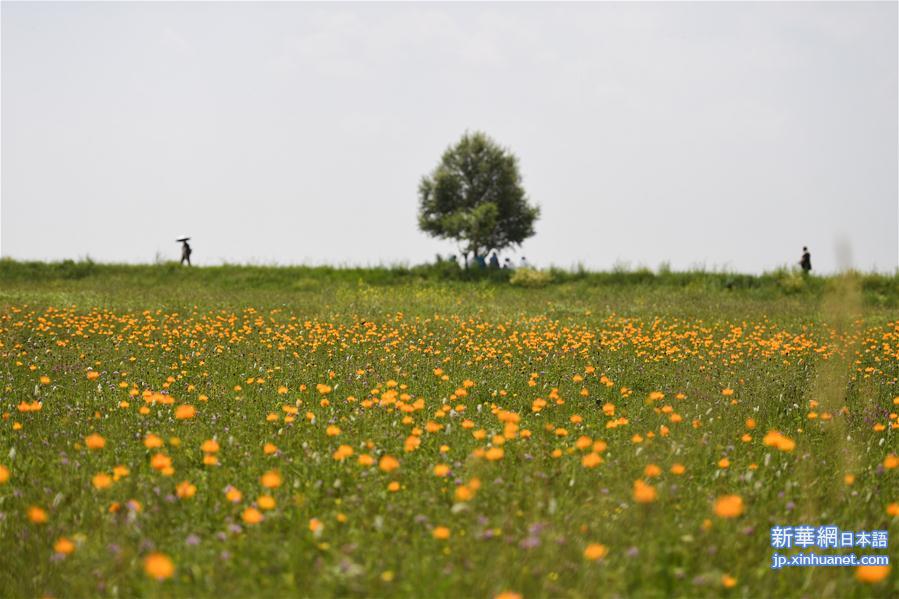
[177,236,193,266]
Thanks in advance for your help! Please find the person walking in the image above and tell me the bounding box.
[799,246,811,273]
[178,237,193,266]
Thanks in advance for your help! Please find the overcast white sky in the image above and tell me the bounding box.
[2,2,897,273]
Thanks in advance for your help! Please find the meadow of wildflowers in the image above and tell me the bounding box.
[0,266,896,597]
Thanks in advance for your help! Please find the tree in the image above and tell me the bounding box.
[418,132,539,266]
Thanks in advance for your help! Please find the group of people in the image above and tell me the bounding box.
[474,251,529,270]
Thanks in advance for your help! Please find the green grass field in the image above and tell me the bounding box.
[1,261,897,597]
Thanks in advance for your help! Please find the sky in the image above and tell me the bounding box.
[1,1,897,274]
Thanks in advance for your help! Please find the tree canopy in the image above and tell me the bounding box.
[418,132,539,262]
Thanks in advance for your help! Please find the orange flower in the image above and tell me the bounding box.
[309,517,323,533]
[84,433,106,450]
[485,447,504,461]
[150,453,172,471]
[257,495,276,510]
[763,430,795,452]
[0,465,9,484]
[886,502,899,517]
[721,574,737,588]
[242,507,264,525]
[174,404,196,420]
[27,506,48,524]
[225,486,242,503]
[54,537,75,554]
[332,445,354,461]
[855,565,890,583]
[387,481,400,492]
[633,480,657,503]
[433,464,450,477]
[584,543,608,560]
[432,526,450,540]
[92,472,113,490]
[144,434,164,449]
[714,495,745,518]
[670,463,686,475]
[87,371,100,381]
[644,464,662,477]
[201,439,220,453]
[884,454,899,469]
[581,452,603,468]
[454,485,474,502]
[144,553,175,580]
[379,455,400,473]
[263,442,278,455]
[260,470,282,488]
[176,480,196,499]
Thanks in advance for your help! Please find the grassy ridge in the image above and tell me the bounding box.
[2,258,898,305]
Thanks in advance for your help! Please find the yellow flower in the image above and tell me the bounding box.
[584,543,608,561]
[144,553,175,580]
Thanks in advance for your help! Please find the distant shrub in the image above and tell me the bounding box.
[510,268,553,288]
[772,268,807,294]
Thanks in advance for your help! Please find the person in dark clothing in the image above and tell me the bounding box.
[180,239,192,266]
[488,251,500,269]
[799,246,811,273]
